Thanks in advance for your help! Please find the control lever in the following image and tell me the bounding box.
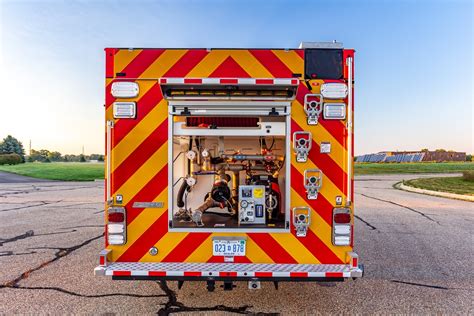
[304,94,323,125]
[293,206,311,237]
[293,131,312,163]
[304,169,322,200]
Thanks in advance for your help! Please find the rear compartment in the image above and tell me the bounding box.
[95,43,363,289]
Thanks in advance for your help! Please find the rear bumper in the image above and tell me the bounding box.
[94,261,363,282]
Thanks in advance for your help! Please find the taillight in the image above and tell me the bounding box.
[334,212,350,224]
[108,212,124,223]
[332,208,351,246]
[107,207,126,245]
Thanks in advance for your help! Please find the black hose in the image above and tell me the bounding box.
[187,136,193,174]
[176,180,189,208]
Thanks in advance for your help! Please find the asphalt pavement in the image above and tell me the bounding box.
[0,171,51,183]
[0,174,472,314]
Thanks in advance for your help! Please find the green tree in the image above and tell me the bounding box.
[29,149,51,162]
[79,154,86,162]
[0,135,25,161]
[47,151,62,162]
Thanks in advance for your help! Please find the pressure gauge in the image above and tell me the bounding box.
[240,200,248,208]
[185,150,196,161]
[185,176,197,186]
[202,149,210,158]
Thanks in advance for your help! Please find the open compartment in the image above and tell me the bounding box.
[169,115,291,231]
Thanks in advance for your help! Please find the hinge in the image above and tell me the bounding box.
[181,107,191,115]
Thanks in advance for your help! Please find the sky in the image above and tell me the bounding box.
[0,0,472,155]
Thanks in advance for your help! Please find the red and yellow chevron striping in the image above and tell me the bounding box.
[105,48,354,266]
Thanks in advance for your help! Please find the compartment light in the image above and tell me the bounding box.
[321,83,348,99]
[111,82,139,98]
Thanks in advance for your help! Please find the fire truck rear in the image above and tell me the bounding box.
[95,42,363,290]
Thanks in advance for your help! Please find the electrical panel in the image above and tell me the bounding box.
[238,185,266,225]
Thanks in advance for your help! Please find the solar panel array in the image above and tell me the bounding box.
[356,152,425,163]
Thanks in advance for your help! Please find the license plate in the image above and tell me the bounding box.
[212,239,246,257]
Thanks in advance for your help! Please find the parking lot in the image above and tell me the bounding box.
[0,173,472,314]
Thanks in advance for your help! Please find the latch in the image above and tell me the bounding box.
[293,131,312,163]
[293,206,311,237]
[304,169,322,200]
[304,94,323,125]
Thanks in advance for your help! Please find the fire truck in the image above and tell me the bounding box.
[95,42,363,290]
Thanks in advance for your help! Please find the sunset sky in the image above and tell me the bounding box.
[0,0,472,155]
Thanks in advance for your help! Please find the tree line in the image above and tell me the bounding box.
[0,135,104,165]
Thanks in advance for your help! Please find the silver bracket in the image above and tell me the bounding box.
[304,94,323,125]
[293,206,311,237]
[304,169,322,200]
[293,131,312,163]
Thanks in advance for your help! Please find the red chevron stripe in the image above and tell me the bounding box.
[112,83,163,145]
[162,233,211,262]
[210,56,250,78]
[163,49,208,77]
[105,81,116,109]
[296,83,346,148]
[119,49,165,78]
[247,233,297,264]
[116,211,168,262]
[249,50,293,78]
[291,119,347,192]
[290,165,333,226]
[105,48,119,77]
[121,164,168,225]
[289,215,342,264]
[112,119,168,193]
[295,49,304,60]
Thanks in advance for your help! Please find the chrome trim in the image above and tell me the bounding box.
[106,120,114,204]
[346,57,353,206]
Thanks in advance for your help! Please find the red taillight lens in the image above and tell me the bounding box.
[334,213,350,224]
[108,212,124,223]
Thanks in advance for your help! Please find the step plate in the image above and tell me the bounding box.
[95,262,363,278]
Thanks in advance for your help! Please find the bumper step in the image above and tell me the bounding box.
[95,262,363,279]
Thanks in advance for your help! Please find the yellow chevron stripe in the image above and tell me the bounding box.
[244,236,274,263]
[228,51,273,78]
[185,236,214,262]
[272,50,304,74]
[291,188,351,263]
[187,50,274,79]
[109,189,168,261]
[114,49,142,73]
[291,152,346,199]
[270,233,321,264]
[292,100,348,170]
[184,233,274,263]
[111,99,167,171]
[114,142,168,203]
[139,232,189,262]
[139,49,188,79]
[186,50,229,77]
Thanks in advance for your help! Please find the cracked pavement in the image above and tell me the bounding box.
[0,174,473,314]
